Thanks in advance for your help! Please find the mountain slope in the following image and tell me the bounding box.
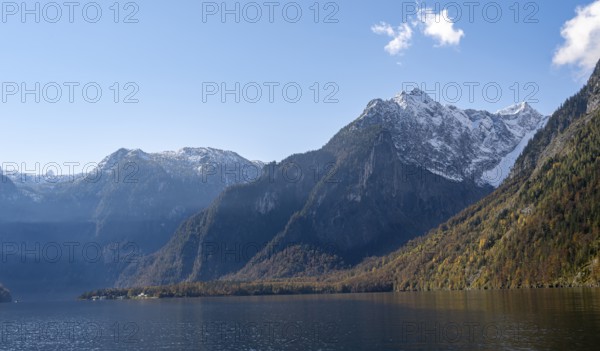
[118,91,547,287]
[118,149,340,286]
[229,129,491,280]
[334,59,600,291]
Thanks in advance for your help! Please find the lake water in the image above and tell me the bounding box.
[1,289,599,350]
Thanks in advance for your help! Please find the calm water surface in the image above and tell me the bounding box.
[1,289,599,350]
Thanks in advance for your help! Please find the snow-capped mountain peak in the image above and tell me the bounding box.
[5,147,263,188]
[353,90,549,187]
[393,88,436,106]
[97,147,262,181]
[496,101,534,115]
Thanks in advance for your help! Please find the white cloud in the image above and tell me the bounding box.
[371,22,413,56]
[372,8,464,57]
[371,22,396,37]
[553,0,600,73]
[419,9,465,46]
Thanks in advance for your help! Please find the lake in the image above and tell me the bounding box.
[1,289,599,350]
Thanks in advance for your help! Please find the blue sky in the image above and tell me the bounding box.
[2,0,600,168]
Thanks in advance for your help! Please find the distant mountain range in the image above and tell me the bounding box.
[2,147,260,244]
[0,148,259,297]
[116,88,549,287]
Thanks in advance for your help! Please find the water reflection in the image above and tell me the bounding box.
[0,289,598,350]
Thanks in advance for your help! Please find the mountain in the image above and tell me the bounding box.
[2,147,260,246]
[117,90,547,287]
[0,285,11,303]
[0,147,259,298]
[332,59,600,291]
[356,90,548,187]
[69,147,261,250]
